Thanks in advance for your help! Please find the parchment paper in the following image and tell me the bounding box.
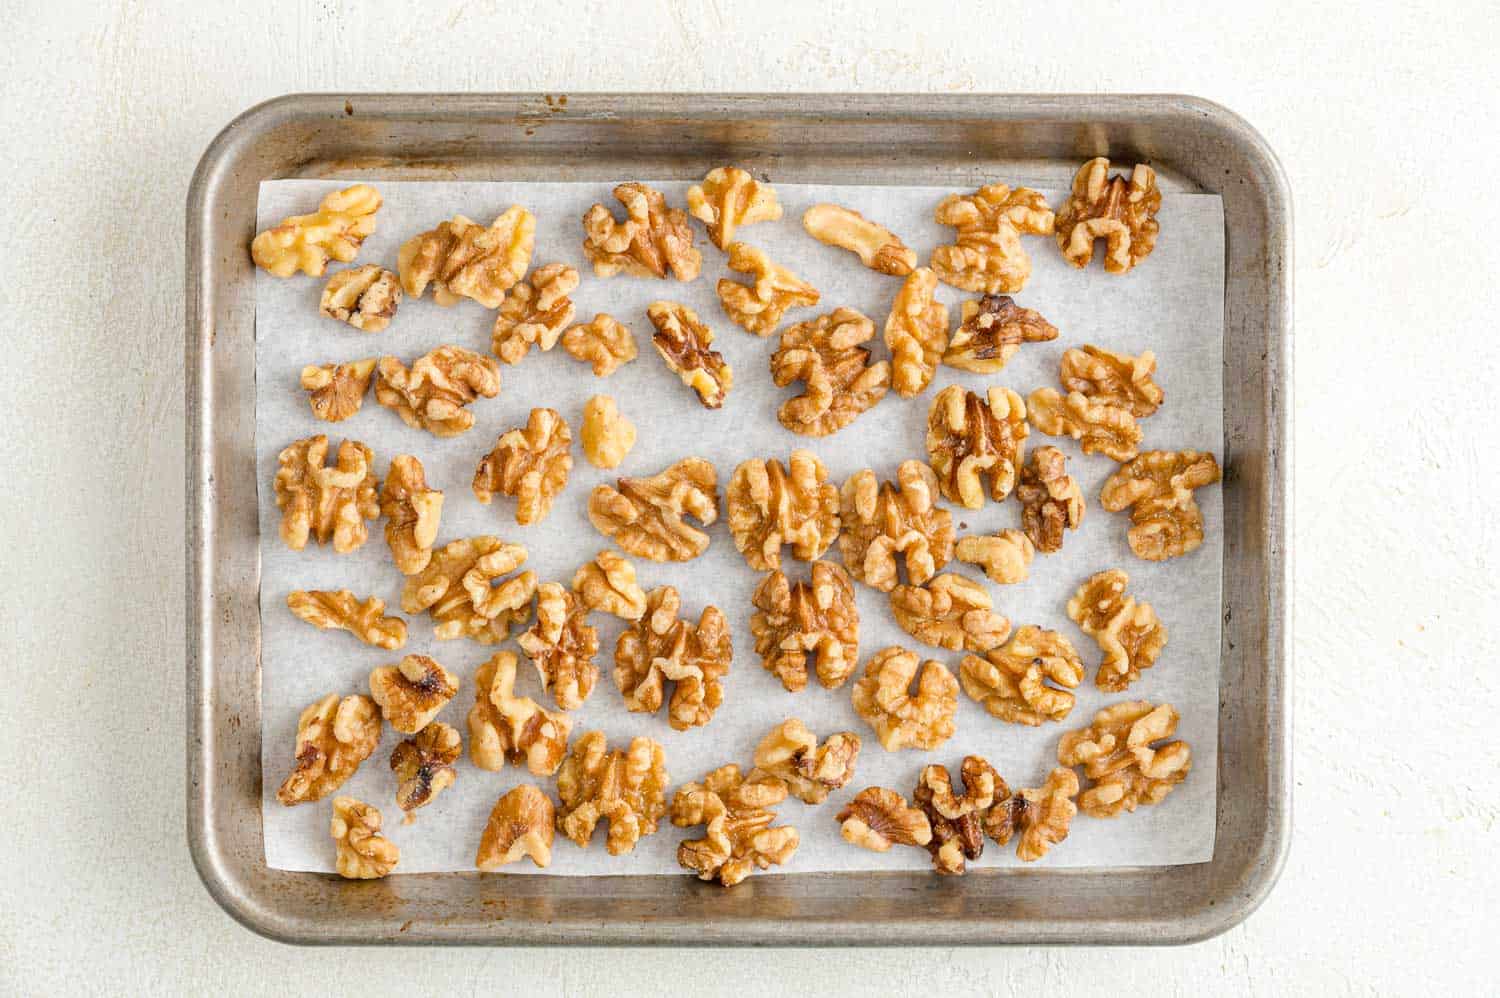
[256,178,1224,874]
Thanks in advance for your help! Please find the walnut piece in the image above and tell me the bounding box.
[955,529,1034,585]
[251,184,380,278]
[300,358,374,423]
[838,461,954,591]
[727,451,840,571]
[614,586,732,730]
[467,651,572,776]
[851,647,959,752]
[716,242,820,336]
[588,457,720,562]
[960,625,1085,726]
[1027,388,1141,462]
[555,731,669,855]
[401,536,537,644]
[375,346,502,438]
[571,549,647,620]
[518,583,600,711]
[369,654,459,734]
[884,267,949,398]
[379,454,443,575]
[802,203,915,276]
[931,185,1055,294]
[914,757,1004,875]
[647,301,733,409]
[476,784,555,870]
[330,796,399,879]
[837,787,932,851]
[1067,569,1168,692]
[751,561,859,692]
[580,395,636,469]
[750,719,860,805]
[687,166,783,249]
[943,294,1057,372]
[1061,345,1163,417]
[582,182,701,281]
[286,589,406,650]
[398,207,535,307]
[1056,158,1161,274]
[390,721,460,818]
[490,263,580,364]
[1057,701,1191,817]
[273,435,379,553]
[926,385,1029,508]
[472,407,573,525]
[1100,450,1222,561]
[672,766,799,886]
[1017,445,1084,554]
[771,307,890,437]
[984,767,1079,861]
[320,264,401,332]
[276,693,381,806]
[889,573,1010,654]
[561,313,637,376]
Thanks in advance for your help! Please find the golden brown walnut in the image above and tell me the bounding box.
[884,268,949,398]
[252,185,381,278]
[926,385,1029,508]
[518,583,600,711]
[1067,569,1168,692]
[614,586,732,731]
[301,359,375,423]
[687,166,783,249]
[647,301,733,408]
[588,457,720,562]
[672,766,800,887]
[1056,158,1161,274]
[286,589,406,650]
[771,307,890,437]
[369,654,459,734]
[561,313,637,376]
[555,731,669,855]
[727,451,840,572]
[273,435,379,553]
[837,787,932,851]
[398,207,535,307]
[1026,388,1142,462]
[1057,701,1192,817]
[276,694,381,806]
[802,203,915,276]
[959,625,1085,727]
[476,784,555,870]
[943,294,1058,373]
[489,263,580,364]
[851,647,959,752]
[467,651,572,776]
[984,767,1079,861]
[582,182,701,281]
[330,796,399,879]
[1017,446,1085,554]
[955,529,1034,585]
[750,561,859,692]
[1100,450,1222,561]
[1061,345,1164,417]
[750,719,860,805]
[321,264,402,332]
[931,185,1055,294]
[375,346,502,438]
[889,573,1011,654]
[716,242,820,336]
[838,461,954,591]
[580,395,636,470]
[472,407,573,526]
[401,536,537,644]
[914,756,1004,875]
[390,721,460,818]
[571,550,647,620]
[380,455,443,575]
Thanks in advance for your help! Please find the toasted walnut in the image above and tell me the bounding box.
[647,301,732,408]
[555,731,669,855]
[890,573,1010,654]
[943,294,1057,373]
[476,784,555,870]
[398,207,535,307]
[771,307,890,437]
[884,268,949,398]
[490,263,580,364]
[956,529,1034,585]
[329,796,399,879]
[926,385,1028,508]
[838,461,954,591]
[251,184,380,278]
[750,561,859,692]
[276,694,380,806]
[375,346,502,438]
[614,587,732,730]
[589,457,720,562]
[931,185,1054,294]
[579,395,636,470]
[287,589,406,650]
[518,583,600,711]
[468,651,571,776]
[851,647,958,752]
[727,451,839,571]
[320,264,401,332]
[1057,701,1192,817]
[369,654,459,734]
[750,719,860,805]
[1056,158,1161,274]
[300,359,374,424]
[960,625,1085,726]
[1061,345,1163,417]
[571,550,647,620]
[672,765,799,886]
[914,757,1004,875]
[802,203,915,276]
[582,182,701,281]
[687,166,783,250]
[379,455,443,575]
[390,721,460,818]
[1017,446,1085,554]
[273,435,379,553]
[837,787,932,851]
[561,313,637,376]
[1027,388,1142,462]
[1100,450,1222,561]
[984,767,1079,861]
[716,242,820,336]
[401,536,537,644]
[472,408,573,526]
[1067,569,1168,692]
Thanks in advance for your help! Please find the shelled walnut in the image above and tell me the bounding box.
[476,784,555,870]
[884,267,949,398]
[1026,388,1142,462]
[369,654,459,734]
[490,263,580,364]
[273,435,379,553]
[716,242,820,336]
[276,693,381,806]
[750,561,859,692]
[671,765,799,886]
[1060,345,1164,417]
[517,583,600,711]
[1100,450,1222,561]
[300,358,375,422]
[398,207,535,307]
[561,313,637,376]
[838,461,954,591]
[390,721,461,818]
[930,185,1055,294]
[943,294,1057,373]
[1056,157,1161,274]
[252,184,381,278]
[571,549,647,620]
[555,731,669,855]
[1057,701,1191,817]
[401,536,537,644]
[770,307,890,437]
[374,346,501,438]
[925,385,1029,508]
[588,457,720,562]
[1067,569,1168,692]
[889,573,1010,653]
[851,647,959,752]
[330,796,399,879]
[959,625,1085,726]
[287,589,406,650]
[614,586,732,731]
[955,529,1034,585]
[580,395,636,469]
[379,455,443,575]
[472,407,573,525]
[914,756,1003,875]
[750,719,860,805]
[727,451,840,571]
[1017,446,1084,554]
[582,182,701,281]
[647,301,732,408]
[837,787,932,851]
[801,203,915,276]
[687,166,783,249]
[467,651,571,776]
[984,767,1079,861]
[320,264,401,332]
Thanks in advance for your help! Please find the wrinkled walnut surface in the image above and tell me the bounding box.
[1067,569,1168,692]
[1027,387,1142,462]
[401,536,537,644]
[716,242,819,336]
[671,765,799,886]
[287,589,406,650]
[771,307,890,437]
[571,549,647,620]
[687,166,783,249]
[1017,446,1084,554]
[614,586,732,730]
[838,461,954,591]
[1060,345,1164,417]
[915,756,1002,875]
[380,454,443,575]
[476,784,555,870]
[490,263,580,364]
[884,267,949,398]
[727,451,840,571]
[273,435,379,553]
[960,625,1085,726]
[750,719,860,805]
[301,358,374,423]
[851,647,959,752]
[926,385,1029,508]
[1056,158,1161,274]
[931,185,1055,294]
[802,203,916,276]
[751,561,860,692]
[518,583,600,711]
[398,207,535,307]
[647,301,732,408]
[276,693,381,806]
[467,651,572,776]
[985,767,1079,861]
[330,796,399,879]
[1057,701,1191,817]
[252,184,381,278]
[955,529,1034,585]
[1100,450,1221,561]
[320,264,401,332]
[375,346,501,438]
[369,654,459,734]
[837,787,932,851]
[561,313,637,376]
[943,294,1057,373]
[889,573,1010,654]
[390,721,460,818]
[580,395,636,469]
[472,407,573,525]
[583,182,701,281]
[556,731,669,855]
[589,457,720,562]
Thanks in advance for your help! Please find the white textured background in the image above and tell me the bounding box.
[1,1,1495,994]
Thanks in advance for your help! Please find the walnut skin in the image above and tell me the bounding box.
[390,721,460,818]
[889,573,1011,654]
[1056,158,1161,274]
[472,407,573,525]
[275,693,381,806]
[1027,388,1142,462]
[1100,450,1221,561]
[750,719,860,805]
[985,767,1079,861]
[727,451,840,571]
[468,651,571,776]
[555,731,669,855]
[1057,701,1191,817]
[579,395,636,470]
[561,313,638,376]
[647,301,733,408]
[687,166,783,249]
[672,766,800,887]
[943,294,1058,373]
[401,536,537,644]
[286,589,406,650]
[301,358,375,422]
[1067,569,1168,692]
[926,385,1029,508]
[914,756,1005,875]
[614,586,732,731]
[838,461,954,591]
[330,797,399,879]
[398,207,536,307]
[1017,446,1084,554]
[1060,345,1164,417]
[884,267,949,398]
[802,203,916,276]
[320,264,402,332]
[490,263,580,364]
[750,561,859,692]
[571,549,647,620]
[851,647,959,752]
[375,346,502,438]
[583,182,701,281]
[252,184,381,278]
[931,185,1055,294]
[518,583,600,711]
[837,787,932,851]
[960,625,1085,726]
[771,307,890,437]
[273,435,379,553]
[589,457,720,562]
[955,529,1034,585]
[476,784,555,870]
[716,242,820,336]
[369,654,459,734]
[380,454,443,575]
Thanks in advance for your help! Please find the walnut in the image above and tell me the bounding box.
[943,294,1057,372]
[801,203,915,276]
[1100,450,1222,561]
[398,207,535,307]
[320,264,401,332]
[275,693,381,806]
[889,573,1010,654]
[750,719,860,805]
[561,313,637,376]
[251,184,380,278]
[959,625,1085,726]
[687,166,783,249]
[472,407,573,525]
[955,529,1034,585]
[1056,158,1161,274]
[375,346,501,438]
[1026,388,1142,462]
[300,359,374,423]
[1017,445,1084,554]
[1061,345,1164,417]
[926,385,1029,508]
[490,263,580,364]
[467,651,571,776]
[476,784,555,870]
[750,561,859,692]
[286,589,406,650]
[517,583,600,711]
[329,797,399,879]
[273,435,379,553]
[588,457,720,562]
[647,301,733,408]
[390,721,460,819]
[613,586,732,730]
[369,654,459,734]
[379,454,443,575]
[571,549,647,620]
[931,185,1054,294]
[582,182,701,281]
[555,731,669,855]
[1067,569,1168,692]
[838,461,954,591]
[884,268,949,398]
[914,757,1004,875]
[580,395,636,469]
[401,536,537,644]
[851,647,958,752]
[716,242,820,336]
[771,307,890,437]
[1057,701,1192,817]
[671,765,799,886]
[726,451,839,571]
[836,787,932,851]
[984,767,1079,861]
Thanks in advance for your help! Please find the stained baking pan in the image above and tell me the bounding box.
[186,93,1291,945]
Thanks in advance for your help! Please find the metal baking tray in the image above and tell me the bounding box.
[187,93,1291,946]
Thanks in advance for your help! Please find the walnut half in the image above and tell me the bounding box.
[943,294,1057,373]
[959,625,1085,726]
[276,693,381,806]
[750,561,859,692]
[671,765,799,887]
[930,185,1055,294]
[476,784,555,870]
[252,184,380,278]
[330,797,399,879]
[771,307,890,437]
[1017,445,1084,554]
[583,182,701,281]
[1056,158,1161,274]
[925,385,1028,508]
[390,721,461,819]
[889,573,1010,654]
[750,719,860,805]
[1100,450,1221,561]
[1057,701,1191,817]
[984,767,1079,861]
[472,407,573,526]
[1060,345,1164,417]
[955,529,1034,585]
[716,242,820,336]
[301,358,374,423]
[287,589,406,650]
[614,587,732,731]
[1027,388,1142,462]
[1067,569,1168,692]
[571,549,647,620]
[802,203,916,276]
[914,757,1003,875]
[561,313,638,377]
[320,265,400,332]
[517,583,600,711]
[884,267,949,398]
[727,451,840,572]
[687,166,783,249]
[838,461,954,591]
[401,536,537,644]
[490,263,580,364]
[648,301,733,408]
[555,731,670,856]
[398,207,535,307]
[467,651,572,776]
[589,457,720,562]
[837,787,932,852]
[369,654,459,734]
[273,435,379,554]
[380,454,443,575]
[851,647,958,752]
[375,346,501,438]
